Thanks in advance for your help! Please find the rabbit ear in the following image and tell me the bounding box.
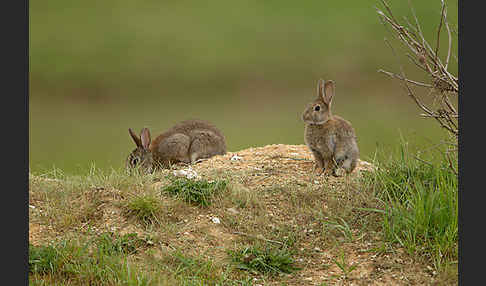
[317,79,325,99]
[140,128,151,150]
[129,128,142,147]
[323,80,335,106]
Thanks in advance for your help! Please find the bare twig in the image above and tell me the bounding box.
[442,0,453,69]
[435,0,446,67]
[377,0,458,141]
[420,113,458,119]
[378,69,433,88]
[446,152,458,176]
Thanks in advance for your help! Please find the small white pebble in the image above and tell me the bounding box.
[29,205,35,209]
[211,217,221,224]
[230,154,243,161]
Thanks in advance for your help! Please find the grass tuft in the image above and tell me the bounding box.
[29,238,151,285]
[228,244,300,276]
[94,232,147,255]
[124,194,163,226]
[29,243,61,275]
[161,177,228,207]
[362,144,458,271]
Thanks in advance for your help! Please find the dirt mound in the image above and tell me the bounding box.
[29,145,444,285]
[185,144,375,189]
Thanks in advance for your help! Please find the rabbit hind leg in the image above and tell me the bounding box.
[334,154,358,175]
[188,132,222,164]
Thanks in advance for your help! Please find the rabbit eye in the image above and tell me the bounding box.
[314,105,321,111]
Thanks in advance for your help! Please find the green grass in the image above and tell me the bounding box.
[362,143,458,271]
[332,250,359,279]
[124,194,164,226]
[95,232,148,256]
[29,237,152,285]
[29,244,61,275]
[228,244,300,276]
[322,217,356,243]
[144,250,254,286]
[161,177,228,207]
[162,251,227,285]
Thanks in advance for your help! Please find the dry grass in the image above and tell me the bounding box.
[29,144,455,285]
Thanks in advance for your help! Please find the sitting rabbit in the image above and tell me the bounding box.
[302,79,359,176]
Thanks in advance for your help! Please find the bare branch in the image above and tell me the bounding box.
[406,53,428,72]
[378,69,433,88]
[435,0,446,66]
[420,113,458,119]
[442,0,453,69]
[377,0,458,149]
[382,37,435,116]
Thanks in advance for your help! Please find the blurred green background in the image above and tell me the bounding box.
[29,0,458,175]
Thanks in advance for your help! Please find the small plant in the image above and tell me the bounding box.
[153,250,230,284]
[323,217,355,242]
[124,194,163,226]
[332,250,358,279]
[29,239,151,284]
[228,244,300,275]
[94,232,146,255]
[29,243,61,274]
[161,177,227,207]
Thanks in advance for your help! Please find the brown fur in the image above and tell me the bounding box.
[127,119,227,173]
[302,79,359,176]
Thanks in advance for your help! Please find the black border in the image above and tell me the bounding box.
[458,0,476,285]
[457,0,463,281]
[3,0,29,284]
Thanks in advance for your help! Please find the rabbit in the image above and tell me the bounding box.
[126,119,227,173]
[302,79,359,176]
